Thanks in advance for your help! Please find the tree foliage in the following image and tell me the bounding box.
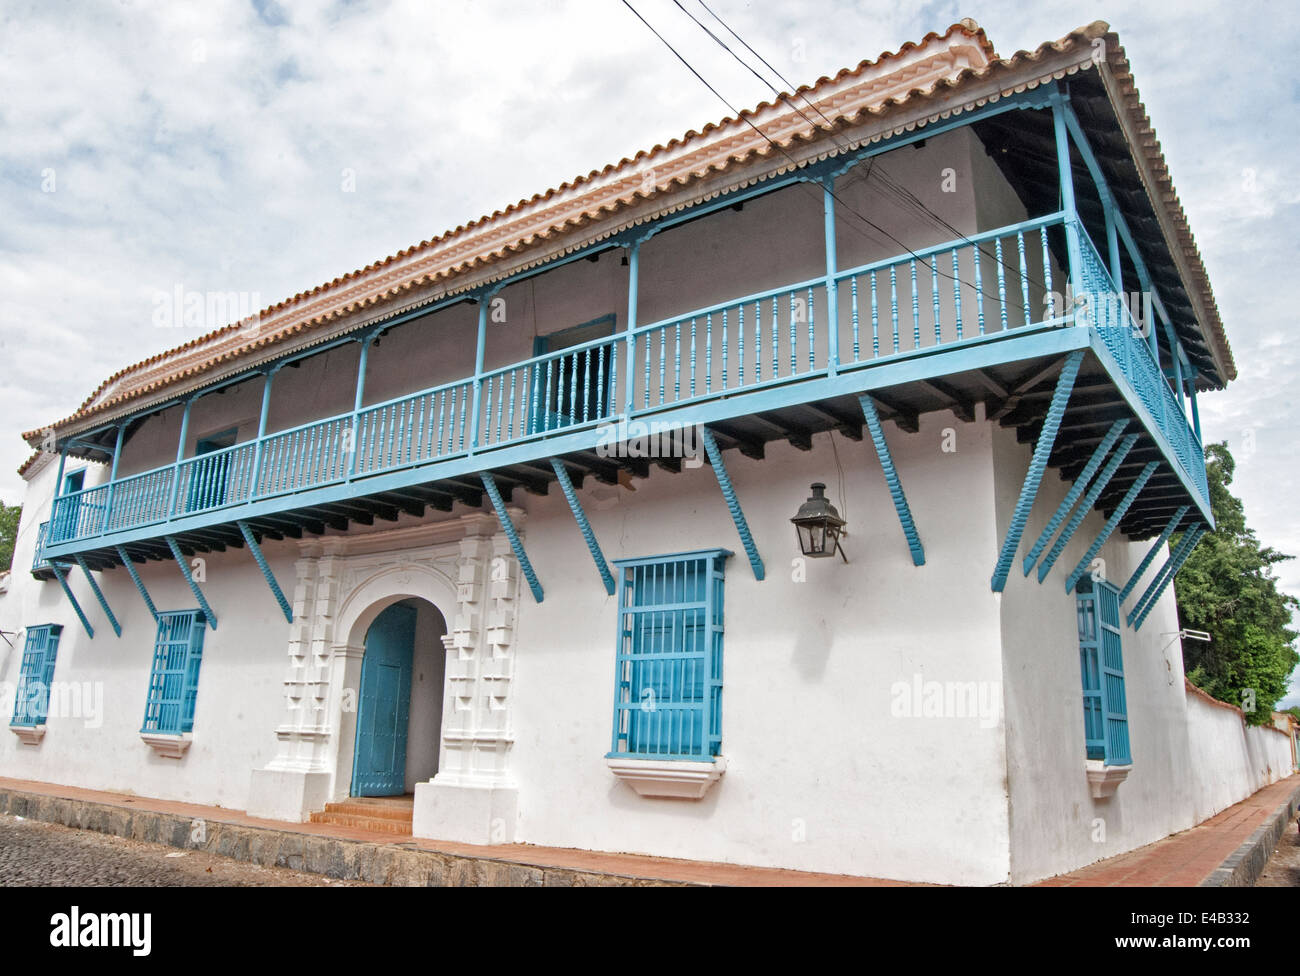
[1176,443,1299,724]
[0,502,20,572]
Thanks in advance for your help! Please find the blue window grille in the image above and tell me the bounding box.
[11,624,63,727]
[141,610,206,735]
[1077,579,1131,765]
[608,549,729,761]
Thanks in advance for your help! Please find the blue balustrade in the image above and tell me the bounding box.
[40,210,1208,551]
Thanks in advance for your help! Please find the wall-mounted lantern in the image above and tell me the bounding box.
[791,483,847,562]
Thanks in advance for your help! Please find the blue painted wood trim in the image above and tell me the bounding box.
[1127,523,1202,628]
[1050,93,1085,297]
[237,520,293,623]
[165,535,218,630]
[166,398,193,518]
[48,561,94,639]
[1085,330,1212,526]
[480,472,544,603]
[624,240,640,415]
[1037,433,1139,583]
[858,395,925,566]
[1064,461,1158,594]
[1118,506,1190,604]
[822,176,839,377]
[990,349,1085,591]
[116,545,159,622]
[1131,525,1205,630]
[42,327,1099,560]
[699,427,764,581]
[249,368,277,500]
[74,554,121,637]
[1023,418,1129,576]
[548,458,615,595]
[1123,522,1201,629]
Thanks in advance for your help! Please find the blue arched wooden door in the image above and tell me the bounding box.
[351,604,417,796]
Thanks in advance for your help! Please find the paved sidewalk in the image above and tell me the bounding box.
[1037,776,1300,886]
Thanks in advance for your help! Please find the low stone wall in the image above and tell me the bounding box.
[0,787,687,887]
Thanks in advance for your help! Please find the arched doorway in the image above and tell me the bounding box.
[350,598,447,797]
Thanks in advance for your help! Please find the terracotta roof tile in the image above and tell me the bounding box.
[23,19,1234,448]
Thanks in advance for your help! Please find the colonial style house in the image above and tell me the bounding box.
[2,20,1282,885]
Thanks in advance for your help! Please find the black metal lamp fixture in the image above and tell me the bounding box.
[791,483,847,562]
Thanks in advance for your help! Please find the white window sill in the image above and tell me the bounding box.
[605,756,726,799]
[140,731,193,759]
[1086,759,1131,798]
[9,724,46,746]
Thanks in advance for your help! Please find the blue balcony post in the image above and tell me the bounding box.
[1105,210,1122,293]
[822,176,839,375]
[348,333,375,478]
[166,397,194,517]
[249,366,277,499]
[1050,92,1084,310]
[469,289,496,451]
[103,422,126,532]
[52,443,68,539]
[1169,335,1186,411]
[624,240,640,416]
[1187,371,1202,440]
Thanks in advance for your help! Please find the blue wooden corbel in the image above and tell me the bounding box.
[858,395,924,566]
[116,545,159,622]
[990,350,1085,591]
[1037,433,1138,583]
[48,561,94,639]
[699,427,764,581]
[238,521,294,623]
[1064,461,1158,594]
[165,536,218,629]
[549,459,615,595]
[480,472,544,603]
[74,554,121,637]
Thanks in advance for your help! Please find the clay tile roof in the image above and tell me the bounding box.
[22,18,1235,450]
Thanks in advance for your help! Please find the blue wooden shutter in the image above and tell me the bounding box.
[11,625,62,726]
[1077,581,1130,765]
[142,610,206,735]
[609,550,728,761]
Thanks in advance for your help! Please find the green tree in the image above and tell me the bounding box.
[1175,443,1299,724]
[0,502,20,572]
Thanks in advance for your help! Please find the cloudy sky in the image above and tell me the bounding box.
[2,1,1297,694]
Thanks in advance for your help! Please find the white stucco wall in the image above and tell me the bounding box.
[994,424,1201,884]
[0,530,294,810]
[505,413,1012,885]
[1184,688,1293,824]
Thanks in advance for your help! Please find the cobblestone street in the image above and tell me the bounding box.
[1254,816,1300,887]
[0,814,370,886]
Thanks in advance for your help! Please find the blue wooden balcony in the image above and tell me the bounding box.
[39,208,1208,576]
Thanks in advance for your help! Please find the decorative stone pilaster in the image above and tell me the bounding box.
[246,541,334,820]
[414,516,527,844]
[248,515,517,826]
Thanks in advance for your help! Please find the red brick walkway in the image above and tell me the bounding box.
[1038,775,1299,886]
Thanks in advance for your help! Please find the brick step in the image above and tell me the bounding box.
[314,800,414,822]
[309,812,413,835]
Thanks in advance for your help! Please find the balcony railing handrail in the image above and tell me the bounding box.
[634,273,832,337]
[833,210,1070,284]
[43,210,1207,550]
